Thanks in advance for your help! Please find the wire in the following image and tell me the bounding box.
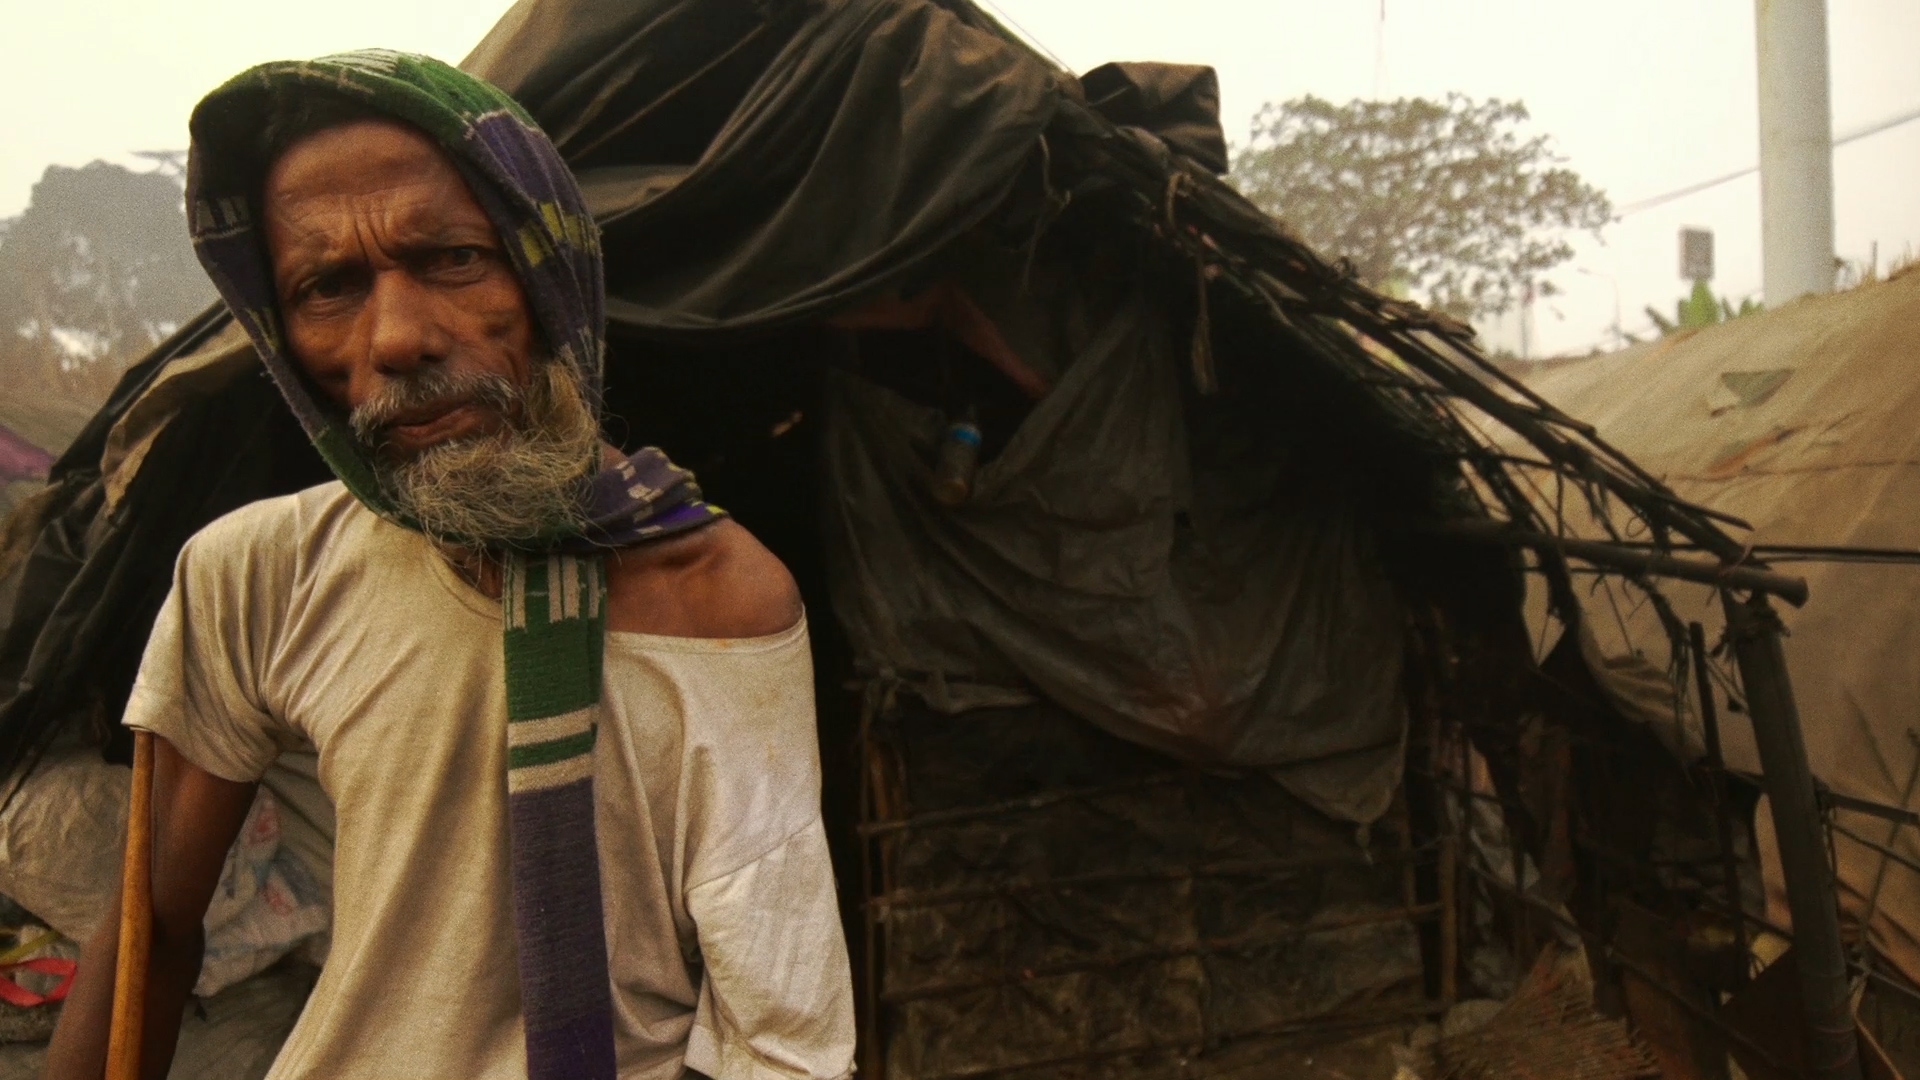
[1615,103,1920,217]
[974,0,1073,72]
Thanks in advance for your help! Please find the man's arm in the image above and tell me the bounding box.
[45,736,258,1080]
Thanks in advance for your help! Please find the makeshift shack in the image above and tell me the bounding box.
[0,0,1870,1076]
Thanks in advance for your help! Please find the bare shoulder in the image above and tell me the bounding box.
[603,518,802,639]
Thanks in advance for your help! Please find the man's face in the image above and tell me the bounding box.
[262,118,537,458]
[260,114,602,545]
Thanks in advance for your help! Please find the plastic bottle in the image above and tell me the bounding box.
[931,409,982,507]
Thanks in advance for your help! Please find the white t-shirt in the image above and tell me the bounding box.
[125,482,856,1080]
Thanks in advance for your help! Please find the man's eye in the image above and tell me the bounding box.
[438,247,483,270]
[310,273,351,299]
[295,271,357,306]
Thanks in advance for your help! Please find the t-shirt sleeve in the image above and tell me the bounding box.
[123,506,297,783]
[683,818,855,1080]
[673,621,854,1079]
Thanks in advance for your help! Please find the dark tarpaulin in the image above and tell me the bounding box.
[819,222,1408,822]
[464,0,1061,335]
[0,310,289,778]
[1078,61,1230,175]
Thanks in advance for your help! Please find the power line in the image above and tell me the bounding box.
[1616,103,1920,217]
[974,0,1072,72]
[1373,0,1387,99]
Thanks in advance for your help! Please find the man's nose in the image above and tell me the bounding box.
[362,270,449,381]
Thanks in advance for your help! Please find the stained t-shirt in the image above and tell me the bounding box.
[125,482,855,1080]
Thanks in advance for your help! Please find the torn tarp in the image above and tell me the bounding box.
[823,237,1408,823]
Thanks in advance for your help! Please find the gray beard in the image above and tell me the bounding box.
[349,360,602,546]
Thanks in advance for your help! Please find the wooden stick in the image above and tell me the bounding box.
[106,729,154,1080]
[1438,831,1459,1008]
[1428,519,1811,607]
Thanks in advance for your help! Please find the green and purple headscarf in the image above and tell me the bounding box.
[186,50,723,1079]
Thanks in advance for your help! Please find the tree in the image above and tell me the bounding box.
[0,160,213,397]
[1231,94,1611,322]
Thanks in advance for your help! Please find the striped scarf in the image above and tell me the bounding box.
[185,51,724,1078]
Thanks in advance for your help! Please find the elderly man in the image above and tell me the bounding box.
[46,51,855,1080]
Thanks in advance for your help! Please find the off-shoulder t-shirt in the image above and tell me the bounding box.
[125,481,855,1080]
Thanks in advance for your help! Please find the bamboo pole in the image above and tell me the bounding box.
[1431,520,1810,607]
[1722,594,1862,1080]
[1690,621,1750,962]
[105,729,154,1080]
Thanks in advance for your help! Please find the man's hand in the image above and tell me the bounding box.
[44,736,257,1080]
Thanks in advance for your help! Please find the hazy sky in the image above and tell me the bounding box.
[5,0,1917,356]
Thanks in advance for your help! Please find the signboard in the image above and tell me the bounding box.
[1681,228,1714,282]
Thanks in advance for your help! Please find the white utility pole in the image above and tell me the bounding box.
[1754,0,1836,305]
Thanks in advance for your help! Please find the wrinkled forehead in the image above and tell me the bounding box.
[261,118,481,225]
[263,125,509,288]
[250,95,453,199]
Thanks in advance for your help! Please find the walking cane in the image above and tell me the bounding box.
[105,729,155,1080]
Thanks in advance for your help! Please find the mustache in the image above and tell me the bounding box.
[370,359,603,546]
[348,368,523,445]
